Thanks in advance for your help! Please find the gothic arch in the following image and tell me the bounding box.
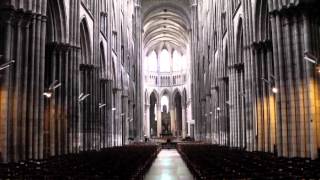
[151,89,160,105]
[236,18,244,62]
[47,0,67,43]
[160,88,170,98]
[171,88,182,107]
[80,18,91,64]
[100,42,107,78]
[173,90,182,136]
[182,88,187,107]
[255,0,271,42]
[111,59,116,88]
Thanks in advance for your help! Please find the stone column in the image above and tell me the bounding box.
[145,104,150,137]
[182,105,186,138]
[122,96,129,145]
[303,14,318,159]
[157,103,161,137]
[134,0,143,140]
[170,105,176,136]
[0,11,13,163]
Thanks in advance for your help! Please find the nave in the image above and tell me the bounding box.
[1,0,320,179]
[0,142,320,179]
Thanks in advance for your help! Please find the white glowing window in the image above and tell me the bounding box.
[160,49,170,72]
[147,51,157,72]
[173,50,182,71]
[161,95,169,112]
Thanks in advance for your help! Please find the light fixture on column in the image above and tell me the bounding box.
[78,93,90,102]
[99,103,106,108]
[216,107,221,111]
[272,87,278,94]
[304,52,320,73]
[0,60,15,71]
[120,113,125,116]
[48,80,62,91]
[112,108,116,111]
[210,112,213,115]
[43,80,62,98]
[261,77,278,94]
[304,52,318,64]
[43,92,52,98]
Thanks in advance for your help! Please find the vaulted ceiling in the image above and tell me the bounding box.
[142,0,190,55]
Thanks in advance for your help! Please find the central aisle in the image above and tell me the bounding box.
[144,149,194,180]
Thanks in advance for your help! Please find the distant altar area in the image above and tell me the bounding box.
[160,105,172,137]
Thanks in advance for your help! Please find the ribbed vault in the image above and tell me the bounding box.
[143,2,190,54]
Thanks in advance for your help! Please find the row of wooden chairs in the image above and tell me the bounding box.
[178,144,320,179]
[0,145,160,180]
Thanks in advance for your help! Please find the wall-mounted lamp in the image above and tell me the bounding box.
[210,112,213,115]
[304,52,320,73]
[272,87,278,94]
[99,103,106,108]
[261,77,278,94]
[216,107,221,111]
[0,60,15,71]
[304,52,318,64]
[43,92,52,98]
[43,80,62,98]
[112,108,116,111]
[79,93,90,102]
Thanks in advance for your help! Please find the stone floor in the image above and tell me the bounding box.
[144,149,194,180]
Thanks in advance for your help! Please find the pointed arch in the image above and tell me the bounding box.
[236,18,244,63]
[47,0,67,43]
[255,0,271,42]
[182,88,187,107]
[80,18,91,64]
[100,42,107,78]
[111,58,116,88]
[160,49,171,72]
[171,88,182,106]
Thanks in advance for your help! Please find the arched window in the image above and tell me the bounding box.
[160,49,170,72]
[147,51,157,72]
[161,95,169,112]
[173,50,182,71]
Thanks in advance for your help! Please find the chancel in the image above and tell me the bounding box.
[0,0,320,179]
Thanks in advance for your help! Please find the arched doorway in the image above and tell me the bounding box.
[160,92,170,136]
[149,92,157,137]
[44,0,67,158]
[79,18,92,151]
[174,92,182,137]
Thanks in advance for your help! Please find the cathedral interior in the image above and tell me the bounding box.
[0,0,320,179]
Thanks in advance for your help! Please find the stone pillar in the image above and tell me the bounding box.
[170,105,176,136]
[134,0,143,140]
[182,105,186,138]
[122,96,129,145]
[302,14,318,159]
[157,103,161,137]
[0,11,13,163]
[145,104,150,137]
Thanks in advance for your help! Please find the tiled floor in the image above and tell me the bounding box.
[144,149,194,180]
